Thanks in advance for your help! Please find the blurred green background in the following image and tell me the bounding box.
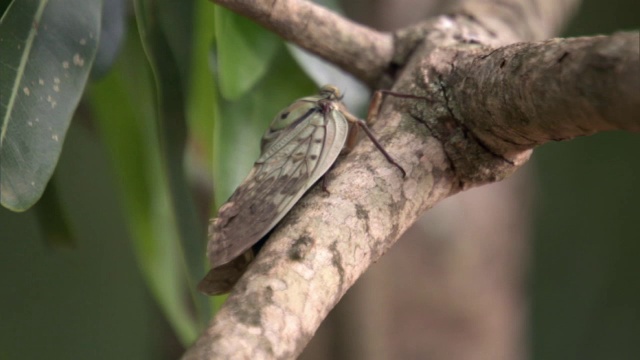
[532,2,639,359]
[0,0,637,359]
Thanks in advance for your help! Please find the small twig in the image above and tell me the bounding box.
[209,0,394,86]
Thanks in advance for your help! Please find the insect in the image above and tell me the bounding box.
[198,85,417,295]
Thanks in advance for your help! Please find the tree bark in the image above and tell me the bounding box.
[183,0,639,358]
[207,0,393,86]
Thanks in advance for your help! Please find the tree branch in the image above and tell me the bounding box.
[446,32,640,156]
[184,0,638,358]
[454,0,581,42]
[209,0,393,86]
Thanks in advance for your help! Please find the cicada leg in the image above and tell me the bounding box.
[343,89,430,178]
[343,121,359,154]
[367,90,429,125]
[366,91,384,126]
[342,109,407,178]
[322,120,361,193]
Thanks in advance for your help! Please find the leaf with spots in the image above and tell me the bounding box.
[0,0,101,211]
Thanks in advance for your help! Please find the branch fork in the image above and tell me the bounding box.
[184,0,639,358]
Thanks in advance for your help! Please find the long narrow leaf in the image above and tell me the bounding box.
[134,0,209,331]
[186,0,216,178]
[90,29,198,344]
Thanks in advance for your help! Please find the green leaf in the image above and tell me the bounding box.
[134,0,209,332]
[214,6,280,100]
[33,177,75,248]
[0,0,12,17]
[155,0,194,88]
[90,28,198,345]
[91,0,127,79]
[185,0,216,178]
[0,0,101,211]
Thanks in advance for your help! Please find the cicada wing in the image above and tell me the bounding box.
[207,107,349,267]
[197,250,255,296]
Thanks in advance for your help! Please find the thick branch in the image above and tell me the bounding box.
[455,0,581,42]
[184,100,457,360]
[209,0,393,86]
[183,0,632,359]
[444,32,640,156]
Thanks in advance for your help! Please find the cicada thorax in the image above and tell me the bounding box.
[261,98,319,151]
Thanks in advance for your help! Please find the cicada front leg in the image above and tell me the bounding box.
[342,89,431,178]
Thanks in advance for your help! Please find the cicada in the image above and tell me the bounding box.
[198,85,411,295]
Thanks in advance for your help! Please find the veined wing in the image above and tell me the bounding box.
[197,250,254,295]
[207,101,349,267]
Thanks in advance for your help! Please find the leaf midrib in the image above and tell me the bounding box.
[0,0,50,146]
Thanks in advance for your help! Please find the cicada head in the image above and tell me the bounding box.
[319,84,342,101]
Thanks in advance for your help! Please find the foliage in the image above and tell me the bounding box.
[0,0,333,347]
[0,0,101,211]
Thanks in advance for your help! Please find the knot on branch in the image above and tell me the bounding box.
[410,109,526,191]
[402,46,530,191]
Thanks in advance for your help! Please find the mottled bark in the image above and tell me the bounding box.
[444,32,640,155]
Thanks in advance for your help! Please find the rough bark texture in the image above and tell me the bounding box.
[210,0,393,86]
[301,168,532,360]
[448,32,640,155]
[183,0,639,358]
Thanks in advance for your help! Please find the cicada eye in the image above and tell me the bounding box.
[319,85,341,100]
